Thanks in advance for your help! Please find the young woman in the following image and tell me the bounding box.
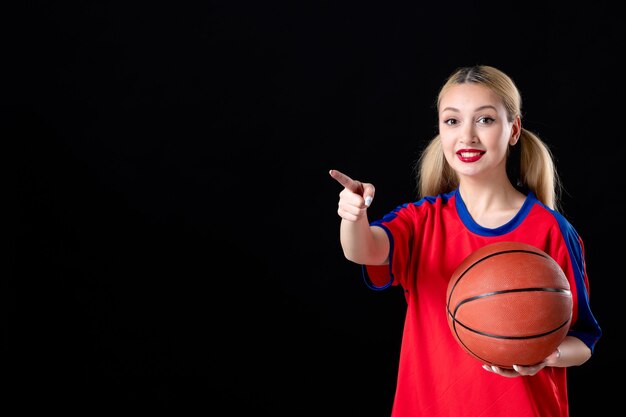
[329,65,602,417]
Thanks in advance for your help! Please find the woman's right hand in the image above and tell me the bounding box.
[329,169,376,222]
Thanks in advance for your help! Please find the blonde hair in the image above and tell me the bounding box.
[415,65,562,211]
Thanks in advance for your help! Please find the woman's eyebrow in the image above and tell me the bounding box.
[441,104,498,113]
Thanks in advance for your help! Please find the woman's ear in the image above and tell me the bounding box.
[510,115,522,145]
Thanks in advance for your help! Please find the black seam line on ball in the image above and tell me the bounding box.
[456,287,572,309]
[448,287,572,323]
[449,316,572,339]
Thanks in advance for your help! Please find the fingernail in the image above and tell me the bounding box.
[364,196,373,207]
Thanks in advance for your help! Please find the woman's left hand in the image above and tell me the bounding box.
[482,349,560,377]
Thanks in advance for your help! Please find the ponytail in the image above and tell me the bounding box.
[518,128,562,211]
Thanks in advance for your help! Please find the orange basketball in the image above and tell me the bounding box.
[446,241,572,369]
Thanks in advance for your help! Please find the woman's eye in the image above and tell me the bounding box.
[477,116,495,124]
[443,118,458,126]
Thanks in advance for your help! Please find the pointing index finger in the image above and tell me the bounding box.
[329,169,363,195]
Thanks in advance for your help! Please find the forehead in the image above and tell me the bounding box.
[439,83,504,112]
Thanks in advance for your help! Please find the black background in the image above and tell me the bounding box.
[10,1,623,415]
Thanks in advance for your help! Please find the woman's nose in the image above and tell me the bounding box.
[459,125,478,144]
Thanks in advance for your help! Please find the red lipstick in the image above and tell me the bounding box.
[456,149,485,163]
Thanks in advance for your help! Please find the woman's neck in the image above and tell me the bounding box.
[458,179,526,229]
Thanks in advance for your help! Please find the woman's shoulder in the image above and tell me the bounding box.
[526,193,581,238]
[372,190,457,226]
[414,189,458,207]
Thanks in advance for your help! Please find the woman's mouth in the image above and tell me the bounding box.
[456,150,485,162]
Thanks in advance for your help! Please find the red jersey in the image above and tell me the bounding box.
[364,190,602,417]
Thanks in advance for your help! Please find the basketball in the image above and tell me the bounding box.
[446,241,572,369]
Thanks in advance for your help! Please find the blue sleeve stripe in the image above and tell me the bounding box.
[553,212,602,351]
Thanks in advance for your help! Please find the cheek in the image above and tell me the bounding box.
[483,132,509,151]
[439,135,456,154]
[439,138,457,164]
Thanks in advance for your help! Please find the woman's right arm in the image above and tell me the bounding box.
[330,169,390,265]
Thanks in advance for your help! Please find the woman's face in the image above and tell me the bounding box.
[438,83,520,181]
